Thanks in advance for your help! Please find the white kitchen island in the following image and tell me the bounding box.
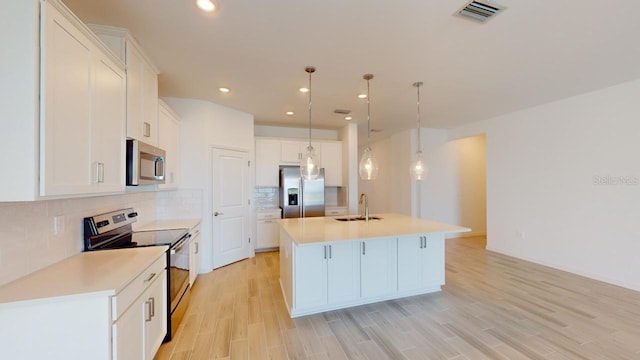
[279,213,470,317]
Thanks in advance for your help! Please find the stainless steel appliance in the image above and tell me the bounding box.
[83,208,190,342]
[279,166,325,218]
[126,139,166,185]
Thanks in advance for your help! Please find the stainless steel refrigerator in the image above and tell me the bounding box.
[279,166,325,218]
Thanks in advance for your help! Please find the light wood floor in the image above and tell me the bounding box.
[155,237,640,359]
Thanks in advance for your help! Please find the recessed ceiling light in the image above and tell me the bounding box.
[218,87,230,93]
[357,93,367,99]
[286,111,294,116]
[299,88,309,93]
[345,116,352,121]
[197,0,216,12]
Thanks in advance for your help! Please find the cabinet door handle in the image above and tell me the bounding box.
[98,163,105,183]
[214,212,224,216]
[195,242,199,254]
[423,236,427,248]
[263,220,273,223]
[324,245,327,259]
[145,300,152,322]
[144,272,156,282]
[362,242,366,255]
[329,245,332,259]
[149,297,155,318]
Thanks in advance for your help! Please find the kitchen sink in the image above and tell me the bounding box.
[334,216,382,222]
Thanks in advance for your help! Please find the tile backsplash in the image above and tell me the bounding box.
[0,189,202,287]
[253,187,279,208]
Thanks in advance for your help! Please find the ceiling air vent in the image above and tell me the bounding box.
[455,0,505,23]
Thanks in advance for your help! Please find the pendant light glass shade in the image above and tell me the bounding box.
[301,66,319,180]
[359,74,378,180]
[359,146,379,180]
[410,81,427,181]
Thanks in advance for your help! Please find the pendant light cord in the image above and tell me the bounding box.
[417,83,421,152]
[366,77,371,148]
[413,81,423,153]
[308,70,312,148]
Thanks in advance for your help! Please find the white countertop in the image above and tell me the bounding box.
[135,218,201,232]
[0,246,167,306]
[279,213,470,245]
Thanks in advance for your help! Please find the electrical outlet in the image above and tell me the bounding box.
[53,215,65,236]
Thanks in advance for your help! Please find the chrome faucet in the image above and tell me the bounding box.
[359,193,370,221]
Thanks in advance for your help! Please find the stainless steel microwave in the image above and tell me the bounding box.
[126,139,166,185]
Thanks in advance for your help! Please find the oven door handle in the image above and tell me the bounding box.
[170,234,192,254]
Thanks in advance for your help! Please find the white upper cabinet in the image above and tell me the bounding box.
[39,1,126,197]
[280,140,308,164]
[254,137,343,187]
[158,100,180,189]
[320,141,343,187]
[255,139,281,187]
[89,25,160,146]
[0,0,125,200]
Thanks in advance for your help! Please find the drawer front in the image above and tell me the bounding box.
[112,254,166,320]
[257,211,281,220]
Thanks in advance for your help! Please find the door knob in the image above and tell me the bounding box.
[214,211,224,216]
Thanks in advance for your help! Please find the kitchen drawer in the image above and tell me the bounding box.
[112,253,166,320]
[257,210,281,220]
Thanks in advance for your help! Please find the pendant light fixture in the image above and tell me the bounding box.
[410,81,427,180]
[300,66,320,180]
[358,74,379,180]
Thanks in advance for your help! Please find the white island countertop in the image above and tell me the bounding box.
[0,246,167,306]
[279,213,470,245]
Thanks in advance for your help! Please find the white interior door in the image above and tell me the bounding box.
[212,148,250,268]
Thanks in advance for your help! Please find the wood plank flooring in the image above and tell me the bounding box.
[154,237,640,359]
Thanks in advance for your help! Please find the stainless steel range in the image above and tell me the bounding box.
[83,208,191,342]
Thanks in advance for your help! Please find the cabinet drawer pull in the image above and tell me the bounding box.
[144,272,156,282]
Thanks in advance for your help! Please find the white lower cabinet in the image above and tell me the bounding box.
[284,232,445,317]
[257,219,279,249]
[0,249,167,359]
[397,234,445,292]
[189,225,202,286]
[144,270,167,359]
[294,242,360,310]
[113,258,167,360]
[360,238,397,298]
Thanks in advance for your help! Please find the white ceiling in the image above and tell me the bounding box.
[63,0,640,141]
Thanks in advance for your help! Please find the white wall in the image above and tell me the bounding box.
[421,134,487,236]
[358,138,392,214]
[450,78,640,291]
[164,97,254,273]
